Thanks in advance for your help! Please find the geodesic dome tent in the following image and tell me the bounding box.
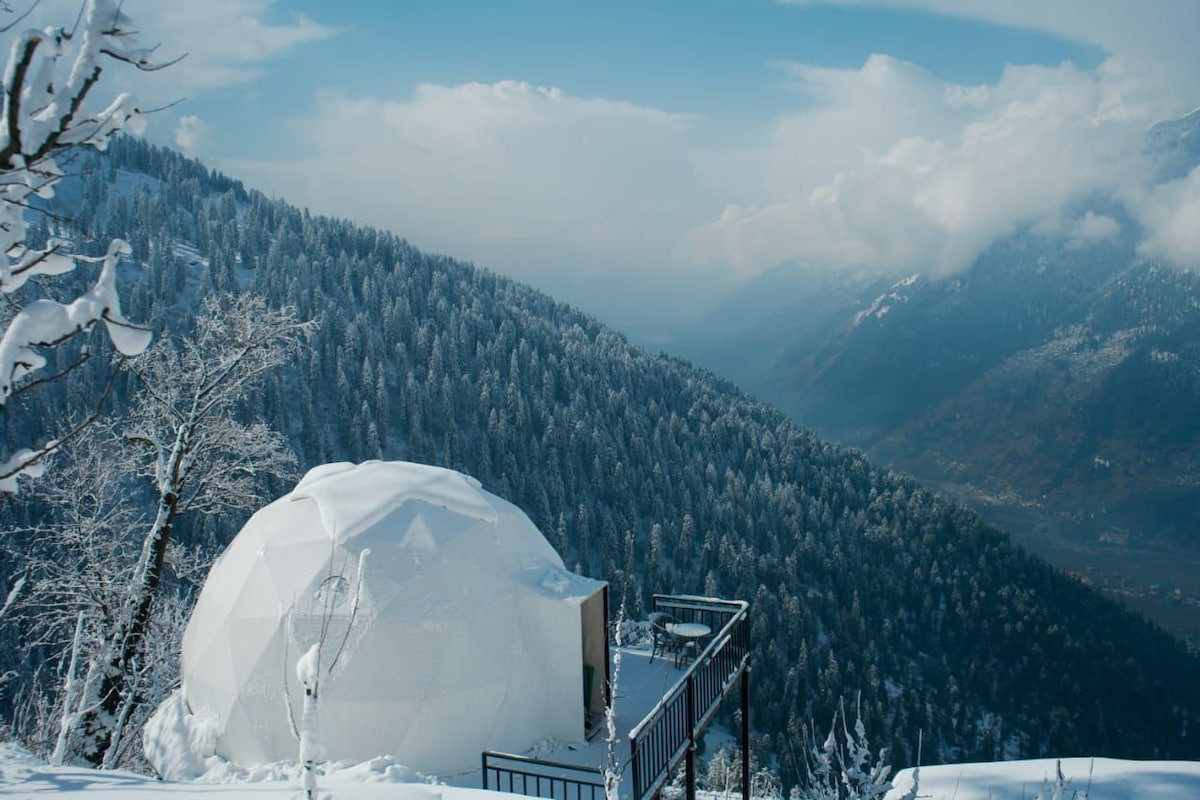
[179,460,609,775]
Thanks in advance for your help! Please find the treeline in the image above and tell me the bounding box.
[10,137,1200,779]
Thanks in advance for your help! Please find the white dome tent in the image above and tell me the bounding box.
[179,461,610,775]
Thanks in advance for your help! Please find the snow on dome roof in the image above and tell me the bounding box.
[292,460,500,542]
[178,461,605,776]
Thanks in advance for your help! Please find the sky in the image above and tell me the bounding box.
[6,1,1200,337]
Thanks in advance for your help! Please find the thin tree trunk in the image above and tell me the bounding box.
[49,612,86,766]
[82,431,187,766]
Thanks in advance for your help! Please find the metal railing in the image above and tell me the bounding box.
[482,751,605,800]
[627,595,750,800]
[480,594,750,800]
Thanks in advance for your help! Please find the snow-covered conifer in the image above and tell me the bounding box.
[794,696,898,800]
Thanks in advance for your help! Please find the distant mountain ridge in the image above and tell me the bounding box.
[1147,107,1200,182]
[676,111,1200,564]
[6,136,1199,780]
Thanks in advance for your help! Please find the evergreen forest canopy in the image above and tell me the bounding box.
[6,137,1200,781]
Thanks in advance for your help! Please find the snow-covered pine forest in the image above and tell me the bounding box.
[3,132,1198,783]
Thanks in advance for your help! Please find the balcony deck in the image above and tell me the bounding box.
[463,639,684,787]
[480,595,750,800]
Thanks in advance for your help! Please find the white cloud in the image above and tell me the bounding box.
[688,0,1194,279]
[777,0,1199,117]
[1135,167,1200,266]
[131,0,334,94]
[1066,212,1121,250]
[232,81,719,313]
[174,115,215,158]
[695,55,977,208]
[683,56,1151,276]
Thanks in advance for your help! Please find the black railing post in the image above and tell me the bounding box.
[482,752,490,791]
[685,671,696,800]
[741,667,750,800]
[630,735,641,800]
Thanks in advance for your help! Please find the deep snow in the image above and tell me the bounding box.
[5,742,1200,799]
[885,756,1200,799]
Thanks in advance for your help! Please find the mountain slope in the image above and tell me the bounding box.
[7,138,1200,779]
[680,225,1200,639]
[875,260,1200,526]
[674,113,1200,636]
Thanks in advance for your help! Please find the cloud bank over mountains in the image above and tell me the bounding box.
[683,54,1157,277]
[266,81,704,274]
[726,0,1200,276]
[239,0,1196,312]
[8,1,1193,327]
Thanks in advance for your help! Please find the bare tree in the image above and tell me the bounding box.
[603,534,638,800]
[1,420,196,768]
[0,0,176,491]
[603,599,625,800]
[73,291,314,766]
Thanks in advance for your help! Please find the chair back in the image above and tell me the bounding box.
[648,612,677,633]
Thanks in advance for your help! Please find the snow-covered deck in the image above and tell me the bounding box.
[463,642,688,790]
[564,643,700,770]
[475,595,752,800]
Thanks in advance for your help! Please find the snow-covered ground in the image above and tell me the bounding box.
[0,742,499,799]
[886,756,1200,800]
[5,742,1200,800]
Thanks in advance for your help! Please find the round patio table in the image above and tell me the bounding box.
[666,622,711,668]
[667,622,711,640]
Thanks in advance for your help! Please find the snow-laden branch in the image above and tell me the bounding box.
[0,568,26,621]
[0,239,149,400]
[0,0,175,493]
[0,0,160,174]
[0,365,122,491]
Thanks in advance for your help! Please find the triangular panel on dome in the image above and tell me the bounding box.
[180,460,609,776]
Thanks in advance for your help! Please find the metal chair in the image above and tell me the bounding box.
[675,639,699,669]
[648,612,679,663]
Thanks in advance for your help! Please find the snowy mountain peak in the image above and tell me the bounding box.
[850,273,922,328]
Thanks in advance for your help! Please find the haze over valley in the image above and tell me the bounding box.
[673,108,1200,645]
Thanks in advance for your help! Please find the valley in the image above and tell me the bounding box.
[903,472,1200,649]
[674,126,1200,660]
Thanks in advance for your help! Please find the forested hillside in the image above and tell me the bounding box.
[6,138,1200,780]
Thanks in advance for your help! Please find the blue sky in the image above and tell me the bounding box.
[7,1,1199,335]
[185,1,1105,158]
